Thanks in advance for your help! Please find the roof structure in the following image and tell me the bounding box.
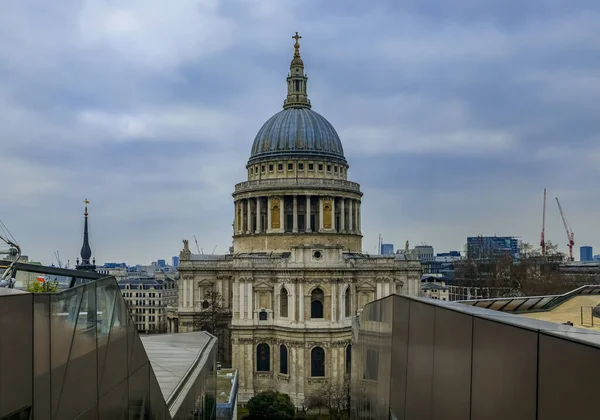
[141,332,215,405]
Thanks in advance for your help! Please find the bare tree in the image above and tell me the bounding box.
[192,285,230,365]
[308,380,350,420]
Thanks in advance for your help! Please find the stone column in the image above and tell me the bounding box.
[348,199,354,233]
[331,282,336,321]
[319,197,324,232]
[305,195,311,233]
[182,277,188,308]
[331,197,336,232]
[239,280,245,320]
[267,197,272,232]
[255,197,261,234]
[298,283,304,322]
[357,200,361,233]
[340,198,345,232]
[232,279,238,319]
[244,199,249,234]
[292,195,298,233]
[280,195,285,232]
[247,282,253,320]
[234,201,238,235]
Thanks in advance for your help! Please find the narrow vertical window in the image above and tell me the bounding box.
[311,347,325,377]
[280,345,288,374]
[345,287,351,317]
[256,343,270,372]
[311,288,324,319]
[281,288,289,318]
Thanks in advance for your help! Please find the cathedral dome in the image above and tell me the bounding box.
[248,108,346,165]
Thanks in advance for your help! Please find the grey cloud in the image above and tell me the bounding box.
[1,0,599,263]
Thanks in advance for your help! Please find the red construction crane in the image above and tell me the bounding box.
[540,188,546,257]
[555,197,575,261]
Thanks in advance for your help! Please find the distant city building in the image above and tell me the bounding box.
[172,256,180,267]
[103,262,127,268]
[594,254,600,262]
[118,277,178,334]
[467,236,520,260]
[380,243,394,255]
[435,251,461,262]
[421,275,449,301]
[413,245,435,262]
[157,259,166,268]
[580,246,593,262]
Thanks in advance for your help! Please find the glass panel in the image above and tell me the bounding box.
[0,294,33,418]
[128,362,151,419]
[516,298,543,311]
[502,299,526,311]
[97,281,129,397]
[149,369,167,420]
[471,318,537,420]
[33,294,52,419]
[98,378,128,420]
[55,282,98,419]
[50,286,83,417]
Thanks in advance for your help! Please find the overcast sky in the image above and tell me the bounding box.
[1,0,599,265]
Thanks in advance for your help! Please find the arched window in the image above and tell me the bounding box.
[344,287,351,317]
[311,288,324,319]
[280,288,288,318]
[311,347,325,377]
[256,343,270,372]
[345,344,352,375]
[280,344,288,374]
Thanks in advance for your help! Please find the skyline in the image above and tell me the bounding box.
[1,0,599,265]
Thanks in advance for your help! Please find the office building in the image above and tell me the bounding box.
[467,235,520,260]
[580,246,593,262]
[380,243,394,255]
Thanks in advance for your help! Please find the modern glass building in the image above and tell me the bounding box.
[580,246,593,262]
[0,261,217,420]
[466,236,520,260]
[351,291,600,419]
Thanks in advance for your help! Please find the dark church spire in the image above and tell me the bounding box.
[283,32,311,110]
[76,198,96,272]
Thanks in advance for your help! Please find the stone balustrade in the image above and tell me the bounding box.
[234,178,361,194]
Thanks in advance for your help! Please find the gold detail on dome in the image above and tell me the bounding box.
[271,198,281,229]
[323,199,332,229]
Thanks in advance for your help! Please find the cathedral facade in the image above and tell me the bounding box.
[176,33,421,406]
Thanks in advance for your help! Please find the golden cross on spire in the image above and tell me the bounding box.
[292,32,302,56]
[84,198,90,206]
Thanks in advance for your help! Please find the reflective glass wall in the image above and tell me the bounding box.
[0,276,216,420]
[351,294,600,420]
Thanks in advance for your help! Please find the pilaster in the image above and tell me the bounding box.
[255,197,261,233]
[305,195,312,233]
[292,195,298,233]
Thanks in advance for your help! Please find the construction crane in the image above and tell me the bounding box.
[54,250,63,268]
[540,189,547,257]
[193,235,202,254]
[555,197,575,261]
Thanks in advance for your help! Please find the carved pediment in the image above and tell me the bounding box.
[356,281,375,291]
[197,279,215,287]
[254,279,274,291]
